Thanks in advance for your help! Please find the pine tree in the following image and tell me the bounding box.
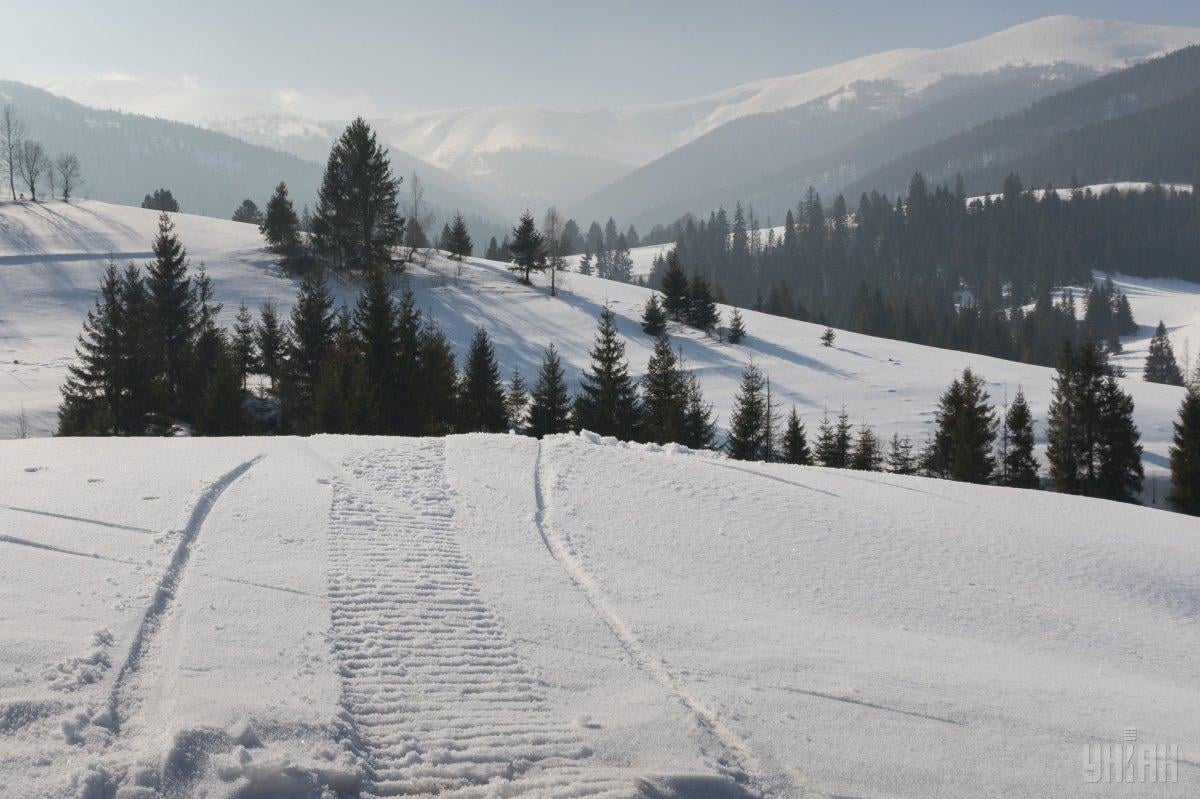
[416,324,459,435]
[528,344,572,438]
[1168,390,1200,515]
[680,372,716,450]
[850,423,883,471]
[687,272,719,332]
[508,211,546,284]
[726,362,768,461]
[659,250,689,321]
[458,328,507,433]
[1096,373,1144,503]
[197,341,247,436]
[820,327,835,347]
[393,286,423,435]
[58,262,125,435]
[948,369,997,483]
[641,294,667,336]
[816,407,852,468]
[311,118,404,274]
[573,305,641,440]
[255,299,285,394]
[352,267,400,433]
[284,274,336,429]
[577,250,594,276]
[231,302,257,390]
[484,237,500,260]
[505,366,529,432]
[886,433,916,475]
[260,181,304,261]
[437,223,452,251]
[446,212,473,260]
[1144,321,1184,386]
[781,408,811,465]
[145,212,197,420]
[727,308,746,344]
[232,199,263,225]
[1002,389,1039,488]
[641,333,689,445]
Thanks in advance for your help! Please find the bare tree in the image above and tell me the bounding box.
[0,104,24,200]
[54,153,83,201]
[17,140,49,202]
[542,206,567,297]
[15,405,30,439]
[403,172,435,266]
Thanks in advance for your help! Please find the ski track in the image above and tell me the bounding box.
[326,440,635,798]
[533,442,770,797]
[105,455,264,734]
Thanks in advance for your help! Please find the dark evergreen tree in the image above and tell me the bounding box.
[528,344,572,438]
[1144,321,1184,386]
[1002,390,1040,488]
[1168,390,1200,515]
[484,236,500,260]
[820,327,835,347]
[928,369,996,483]
[1096,373,1144,503]
[58,262,126,435]
[508,211,546,284]
[816,407,852,468]
[505,366,529,432]
[641,333,688,445]
[141,188,179,212]
[260,182,303,267]
[416,324,459,435]
[437,223,452,251]
[311,118,405,274]
[197,341,247,436]
[232,199,263,225]
[256,299,285,393]
[680,372,716,450]
[446,212,473,260]
[231,303,257,390]
[573,305,641,440]
[393,286,423,435]
[145,212,197,420]
[640,294,667,336]
[458,328,508,433]
[850,422,883,471]
[726,362,768,461]
[659,250,689,321]
[352,267,401,433]
[727,308,746,344]
[886,433,917,475]
[687,272,720,332]
[284,274,336,429]
[781,407,811,465]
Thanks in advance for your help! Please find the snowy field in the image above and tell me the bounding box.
[1,199,1190,498]
[1,432,1197,798]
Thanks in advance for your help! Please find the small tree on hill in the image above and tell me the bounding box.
[687,272,719,332]
[1002,389,1039,488]
[727,362,768,461]
[573,304,640,439]
[727,308,746,344]
[446,212,473,260]
[1169,390,1200,515]
[659,250,689,321]
[820,327,835,347]
[886,433,917,474]
[509,210,546,284]
[782,407,811,465]
[232,199,264,225]
[142,188,179,212]
[458,328,507,433]
[641,294,667,336]
[1144,321,1184,386]
[528,344,572,438]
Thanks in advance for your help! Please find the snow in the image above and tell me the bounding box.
[1,431,1198,797]
[0,198,1190,499]
[968,181,1194,204]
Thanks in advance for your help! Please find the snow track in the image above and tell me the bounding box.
[106,455,263,733]
[532,442,767,796]
[326,440,635,798]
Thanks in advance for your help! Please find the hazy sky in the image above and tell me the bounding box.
[8,0,1200,118]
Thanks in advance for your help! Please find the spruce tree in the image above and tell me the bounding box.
[1002,389,1040,488]
[232,199,263,225]
[851,423,883,471]
[641,333,689,445]
[727,308,747,344]
[1144,321,1184,386]
[816,407,852,468]
[641,294,667,336]
[416,324,459,435]
[820,327,835,347]
[505,366,529,432]
[948,369,997,483]
[1168,390,1200,515]
[886,433,916,475]
[528,344,572,438]
[659,250,689,321]
[231,303,257,390]
[145,212,197,420]
[781,408,812,465]
[726,362,768,461]
[58,262,125,435]
[261,181,304,261]
[311,118,404,274]
[687,272,719,332]
[1097,373,1144,503]
[680,372,716,450]
[573,305,641,440]
[393,286,423,435]
[352,267,401,433]
[458,328,508,433]
[255,299,285,394]
[446,212,473,260]
[197,341,247,436]
[284,274,336,429]
[484,237,500,260]
[508,211,546,284]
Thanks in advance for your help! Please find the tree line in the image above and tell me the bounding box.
[1,104,84,202]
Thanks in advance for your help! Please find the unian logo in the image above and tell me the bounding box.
[1082,728,1178,784]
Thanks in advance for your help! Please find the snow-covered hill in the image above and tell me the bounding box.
[0,200,1190,498]
[36,16,1200,216]
[1,432,1198,797]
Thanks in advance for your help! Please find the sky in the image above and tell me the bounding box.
[6,0,1200,118]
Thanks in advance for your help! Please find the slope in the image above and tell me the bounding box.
[843,43,1200,199]
[0,199,1189,498]
[1,432,1198,797]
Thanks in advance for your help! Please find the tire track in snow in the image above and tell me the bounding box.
[326,440,634,798]
[104,455,264,734]
[533,441,768,796]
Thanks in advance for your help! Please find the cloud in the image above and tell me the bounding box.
[274,86,380,121]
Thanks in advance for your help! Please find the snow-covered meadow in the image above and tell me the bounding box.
[1,432,1198,797]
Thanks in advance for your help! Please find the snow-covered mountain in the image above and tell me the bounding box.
[0,200,1190,500]
[36,16,1200,219]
